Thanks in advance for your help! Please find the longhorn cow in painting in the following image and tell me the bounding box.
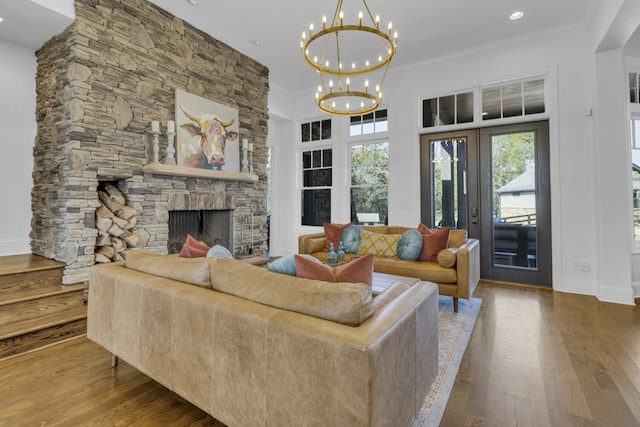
[178,104,239,170]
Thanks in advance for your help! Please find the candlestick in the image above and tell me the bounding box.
[242,138,248,150]
[151,120,159,133]
[165,131,176,165]
[167,120,175,133]
[241,139,249,173]
[248,143,253,152]
[149,130,160,163]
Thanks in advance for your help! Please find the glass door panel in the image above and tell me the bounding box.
[430,138,468,229]
[490,131,537,269]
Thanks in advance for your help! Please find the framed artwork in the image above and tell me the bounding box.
[175,89,240,172]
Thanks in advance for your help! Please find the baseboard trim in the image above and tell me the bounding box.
[633,282,640,298]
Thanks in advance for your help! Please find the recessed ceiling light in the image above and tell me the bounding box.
[252,40,261,46]
[510,11,524,20]
[0,16,4,23]
[187,0,198,5]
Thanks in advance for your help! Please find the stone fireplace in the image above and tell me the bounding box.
[30,0,269,284]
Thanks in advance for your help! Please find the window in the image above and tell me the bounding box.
[350,142,389,225]
[422,92,474,127]
[301,148,332,226]
[482,78,545,120]
[630,72,639,104]
[350,109,388,136]
[301,119,331,142]
[631,119,640,242]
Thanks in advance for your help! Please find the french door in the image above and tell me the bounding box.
[420,121,551,286]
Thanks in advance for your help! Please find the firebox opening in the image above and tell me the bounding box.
[168,210,233,254]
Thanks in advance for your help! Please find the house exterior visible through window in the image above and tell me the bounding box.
[349,109,389,225]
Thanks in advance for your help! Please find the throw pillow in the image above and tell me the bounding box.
[268,254,321,276]
[179,243,209,258]
[341,225,362,254]
[417,224,450,262]
[323,222,354,252]
[437,247,458,268]
[294,253,374,288]
[358,229,401,257]
[206,244,233,259]
[184,234,210,252]
[396,229,423,261]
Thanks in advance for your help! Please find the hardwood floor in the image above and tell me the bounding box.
[0,281,638,426]
[441,282,640,427]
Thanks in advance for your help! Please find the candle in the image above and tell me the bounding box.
[248,143,254,152]
[151,120,159,133]
[242,139,248,150]
[167,120,175,133]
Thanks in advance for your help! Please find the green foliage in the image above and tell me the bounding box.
[351,142,389,223]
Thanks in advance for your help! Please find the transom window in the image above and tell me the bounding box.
[482,79,545,120]
[350,109,388,136]
[422,92,474,128]
[301,119,331,142]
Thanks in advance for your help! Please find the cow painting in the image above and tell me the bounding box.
[178,104,239,170]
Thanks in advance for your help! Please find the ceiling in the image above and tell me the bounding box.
[1,0,599,94]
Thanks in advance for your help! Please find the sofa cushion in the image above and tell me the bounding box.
[373,282,411,314]
[448,229,468,248]
[437,247,458,268]
[126,250,214,288]
[341,225,362,253]
[417,224,450,262]
[295,253,374,288]
[267,254,321,276]
[396,229,423,261]
[374,257,458,284]
[210,258,374,326]
[358,229,401,257]
[323,222,354,252]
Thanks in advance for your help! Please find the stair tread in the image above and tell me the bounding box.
[0,254,64,277]
[0,310,87,341]
[0,284,87,306]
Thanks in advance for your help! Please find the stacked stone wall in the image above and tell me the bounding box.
[32,0,269,284]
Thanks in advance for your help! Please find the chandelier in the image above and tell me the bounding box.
[301,0,397,116]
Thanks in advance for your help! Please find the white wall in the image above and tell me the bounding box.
[268,25,637,303]
[0,40,37,255]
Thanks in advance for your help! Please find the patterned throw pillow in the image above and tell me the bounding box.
[294,253,374,288]
[341,225,362,253]
[396,229,424,261]
[358,229,402,257]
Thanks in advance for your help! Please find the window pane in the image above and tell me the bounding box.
[312,150,322,168]
[631,73,637,104]
[302,151,311,169]
[363,113,374,134]
[482,87,501,120]
[302,189,331,226]
[502,83,523,118]
[456,92,474,123]
[312,168,332,186]
[351,187,388,225]
[301,123,310,142]
[633,147,640,240]
[350,116,362,136]
[311,121,321,141]
[439,95,455,125]
[321,119,332,139]
[430,138,467,228]
[422,98,437,127]
[303,170,313,187]
[322,149,332,167]
[524,79,545,115]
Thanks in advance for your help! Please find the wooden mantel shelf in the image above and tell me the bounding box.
[143,163,258,182]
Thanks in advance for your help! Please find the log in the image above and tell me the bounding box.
[95,253,111,263]
[125,216,137,229]
[96,234,111,246]
[96,205,114,218]
[104,184,126,206]
[118,205,137,220]
[96,245,115,258]
[112,253,125,262]
[96,216,113,233]
[123,233,139,247]
[108,223,126,237]
[98,191,123,212]
[112,216,128,229]
[111,237,127,252]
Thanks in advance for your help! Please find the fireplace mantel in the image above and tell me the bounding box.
[143,164,258,182]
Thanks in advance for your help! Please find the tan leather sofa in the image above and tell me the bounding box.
[87,250,439,427]
[298,226,480,312]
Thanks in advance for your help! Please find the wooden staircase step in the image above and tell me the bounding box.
[0,286,87,337]
[0,254,65,295]
[0,317,87,360]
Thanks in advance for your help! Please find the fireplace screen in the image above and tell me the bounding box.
[168,210,232,254]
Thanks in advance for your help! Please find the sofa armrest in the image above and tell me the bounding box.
[454,238,480,299]
[298,232,327,254]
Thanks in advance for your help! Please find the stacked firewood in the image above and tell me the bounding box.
[95,184,139,263]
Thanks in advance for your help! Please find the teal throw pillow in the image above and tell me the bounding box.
[396,229,423,261]
[268,254,321,276]
[206,245,233,259]
[341,225,362,254]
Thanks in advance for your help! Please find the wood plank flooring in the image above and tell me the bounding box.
[0,281,638,426]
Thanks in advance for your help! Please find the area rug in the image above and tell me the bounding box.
[413,296,482,427]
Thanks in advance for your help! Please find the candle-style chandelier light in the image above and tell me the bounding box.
[301,0,397,116]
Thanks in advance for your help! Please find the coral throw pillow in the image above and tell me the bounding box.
[179,234,210,258]
[417,224,450,262]
[294,253,374,288]
[323,222,354,252]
